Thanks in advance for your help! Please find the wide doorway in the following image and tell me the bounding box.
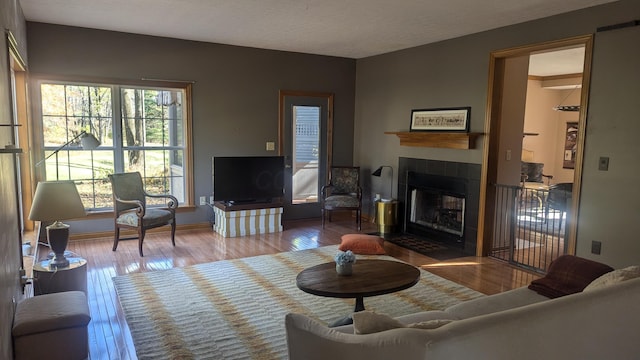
[481,36,592,273]
[279,91,333,220]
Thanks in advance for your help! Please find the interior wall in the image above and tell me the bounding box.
[0,0,28,357]
[354,0,640,268]
[523,81,579,184]
[577,23,640,266]
[496,55,529,186]
[26,22,357,233]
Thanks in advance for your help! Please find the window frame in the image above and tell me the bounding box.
[31,75,195,211]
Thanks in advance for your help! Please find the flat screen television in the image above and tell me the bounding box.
[213,156,285,204]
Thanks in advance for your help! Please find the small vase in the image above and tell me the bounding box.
[336,263,353,276]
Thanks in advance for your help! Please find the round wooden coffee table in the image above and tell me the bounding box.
[296,259,420,326]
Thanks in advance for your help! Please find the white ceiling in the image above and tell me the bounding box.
[19,0,611,75]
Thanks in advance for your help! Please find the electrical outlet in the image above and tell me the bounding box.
[199,196,206,205]
[209,196,214,204]
[591,240,602,255]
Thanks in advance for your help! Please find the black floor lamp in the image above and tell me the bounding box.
[372,165,394,200]
[35,131,101,168]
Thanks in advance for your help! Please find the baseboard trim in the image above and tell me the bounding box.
[69,222,212,241]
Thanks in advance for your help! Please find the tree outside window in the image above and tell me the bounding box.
[39,82,189,210]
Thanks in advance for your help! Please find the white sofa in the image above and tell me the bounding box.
[286,274,640,359]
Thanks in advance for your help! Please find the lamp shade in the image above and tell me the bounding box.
[29,181,86,222]
[80,132,101,150]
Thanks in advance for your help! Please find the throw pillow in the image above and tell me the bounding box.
[352,311,453,334]
[528,255,614,298]
[339,234,386,255]
[584,265,640,292]
[352,310,403,334]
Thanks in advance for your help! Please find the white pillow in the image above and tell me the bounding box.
[584,265,640,292]
[352,311,453,334]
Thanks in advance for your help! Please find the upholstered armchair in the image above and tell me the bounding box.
[109,172,178,256]
[321,166,362,230]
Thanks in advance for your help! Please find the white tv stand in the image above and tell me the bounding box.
[212,200,283,237]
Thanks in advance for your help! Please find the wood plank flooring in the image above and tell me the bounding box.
[44,216,538,360]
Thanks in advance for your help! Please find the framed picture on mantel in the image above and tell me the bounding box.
[410,107,470,132]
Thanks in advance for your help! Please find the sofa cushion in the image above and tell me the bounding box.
[352,311,453,334]
[528,255,613,298]
[445,286,548,319]
[584,265,640,292]
[332,310,452,334]
[339,234,386,255]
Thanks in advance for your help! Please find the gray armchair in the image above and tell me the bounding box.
[109,172,178,256]
[321,166,362,230]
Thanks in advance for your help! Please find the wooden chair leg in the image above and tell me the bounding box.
[321,209,326,228]
[112,227,120,251]
[171,221,176,247]
[138,228,145,257]
[357,209,361,231]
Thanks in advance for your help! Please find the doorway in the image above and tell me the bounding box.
[479,36,593,272]
[278,91,333,220]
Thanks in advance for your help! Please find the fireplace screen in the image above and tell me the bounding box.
[409,189,465,237]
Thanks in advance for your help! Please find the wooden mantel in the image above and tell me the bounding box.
[385,131,482,149]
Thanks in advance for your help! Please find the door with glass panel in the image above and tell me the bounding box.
[279,91,333,220]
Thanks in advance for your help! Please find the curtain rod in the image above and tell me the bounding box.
[140,77,196,84]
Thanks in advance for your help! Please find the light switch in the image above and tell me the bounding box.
[505,149,511,161]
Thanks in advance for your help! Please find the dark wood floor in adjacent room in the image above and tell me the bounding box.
[42,217,539,360]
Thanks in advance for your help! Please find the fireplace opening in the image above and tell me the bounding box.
[404,171,467,246]
[409,190,465,237]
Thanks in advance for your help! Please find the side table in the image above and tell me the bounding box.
[33,257,88,295]
[376,200,398,234]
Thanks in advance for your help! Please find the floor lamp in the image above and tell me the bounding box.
[28,181,87,268]
[372,165,394,200]
[35,131,101,168]
[31,131,98,266]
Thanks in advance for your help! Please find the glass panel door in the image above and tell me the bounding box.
[291,105,319,204]
[280,92,332,220]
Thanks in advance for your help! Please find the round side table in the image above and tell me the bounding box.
[376,200,398,234]
[32,257,88,295]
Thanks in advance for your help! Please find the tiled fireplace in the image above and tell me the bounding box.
[398,157,481,255]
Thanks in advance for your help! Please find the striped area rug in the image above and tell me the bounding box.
[113,245,484,359]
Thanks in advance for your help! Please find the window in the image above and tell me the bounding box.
[38,80,192,210]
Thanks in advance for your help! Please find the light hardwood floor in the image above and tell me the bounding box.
[39,216,539,360]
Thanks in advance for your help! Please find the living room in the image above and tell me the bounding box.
[2,0,640,359]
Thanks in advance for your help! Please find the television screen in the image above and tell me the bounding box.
[213,156,285,204]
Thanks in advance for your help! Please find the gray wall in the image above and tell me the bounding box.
[354,0,640,268]
[26,22,357,233]
[0,0,28,357]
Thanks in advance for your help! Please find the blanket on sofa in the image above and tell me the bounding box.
[528,255,613,298]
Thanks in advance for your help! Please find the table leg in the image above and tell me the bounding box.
[329,297,366,327]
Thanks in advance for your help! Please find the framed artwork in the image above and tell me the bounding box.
[410,107,470,132]
[563,122,579,169]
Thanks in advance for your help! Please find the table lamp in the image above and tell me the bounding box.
[372,165,394,200]
[29,181,87,268]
